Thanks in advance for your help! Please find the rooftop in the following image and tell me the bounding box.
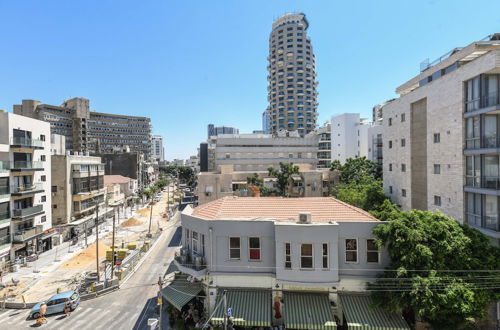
[104,175,133,185]
[191,197,378,222]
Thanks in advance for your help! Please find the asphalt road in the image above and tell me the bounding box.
[3,212,182,330]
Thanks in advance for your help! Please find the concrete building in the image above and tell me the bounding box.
[13,97,152,158]
[382,33,500,244]
[51,152,108,240]
[163,197,409,329]
[267,13,319,136]
[262,110,270,134]
[207,124,239,139]
[0,112,53,262]
[317,122,331,168]
[104,175,137,207]
[151,135,165,163]
[99,153,148,190]
[185,156,200,173]
[367,124,383,165]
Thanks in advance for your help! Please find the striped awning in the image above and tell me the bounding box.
[161,276,203,311]
[212,289,272,326]
[284,292,337,330]
[339,294,409,329]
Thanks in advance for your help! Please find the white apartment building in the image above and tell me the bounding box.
[383,33,500,245]
[317,122,332,168]
[151,135,164,162]
[0,112,53,264]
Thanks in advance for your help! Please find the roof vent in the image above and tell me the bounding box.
[298,212,312,224]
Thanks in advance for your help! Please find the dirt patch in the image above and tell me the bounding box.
[121,217,142,227]
[137,208,151,216]
[0,282,27,299]
[59,242,108,269]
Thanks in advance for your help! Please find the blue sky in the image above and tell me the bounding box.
[1,1,499,159]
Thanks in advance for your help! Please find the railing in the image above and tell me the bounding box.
[10,161,44,170]
[174,252,207,271]
[12,204,43,218]
[465,92,500,113]
[13,227,43,242]
[0,211,10,224]
[0,161,9,172]
[10,183,44,194]
[0,235,10,247]
[0,186,9,196]
[465,176,500,190]
[467,213,499,232]
[10,137,44,148]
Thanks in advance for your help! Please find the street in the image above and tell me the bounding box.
[0,210,181,329]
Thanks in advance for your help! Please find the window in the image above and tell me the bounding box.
[249,237,261,260]
[434,133,440,143]
[185,229,190,248]
[300,244,313,269]
[41,175,46,182]
[192,231,199,254]
[229,237,240,259]
[225,153,230,159]
[402,189,407,197]
[345,239,357,263]
[389,140,392,149]
[285,242,292,269]
[401,113,406,122]
[388,118,392,126]
[366,239,379,263]
[434,195,442,206]
[434,164,441,174]
[41,216,46,223]
[41,155,46,161]
[401,164,406,172]
[53,204,57,209]
[51,186,57,193]
[401,138,406,147]
[389,163,392,171]
[322,243,328,269]
[389,186,393,194]
[41,196,46,202]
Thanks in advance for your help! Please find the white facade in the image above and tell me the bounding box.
[151,135,164,162]
[0,112,52,262]
[331,113,376,163]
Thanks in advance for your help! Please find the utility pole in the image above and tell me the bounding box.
[84,222,88,247]
[95,199,100,282]
[223,290,227,330]
[148,196,153,236]
[158,275,163,330]
[111,214,116,280]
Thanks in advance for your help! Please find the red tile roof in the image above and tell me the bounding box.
[104,175,132,185]
[192,197,379,222]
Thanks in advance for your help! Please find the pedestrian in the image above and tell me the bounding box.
[64,300,71,317]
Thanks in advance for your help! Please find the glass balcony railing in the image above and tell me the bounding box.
[0,161,9,172]
[12,204,43,218]
[0,235,10,248]
[10,161,44,170]
[10,183,44,194]
[0,211,10,225]
[465,176,500,190]
[13,227,42,243]
[10,137,44,148]
[0,186,9,196]
[465,92,500,113]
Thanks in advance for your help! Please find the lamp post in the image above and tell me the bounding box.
[94,197,100,283]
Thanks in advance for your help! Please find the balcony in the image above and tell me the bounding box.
[0,186,9,199]
[10,183,44,196]
[0,211,10,226]
[10,137,44,149]
[10,161,44,172]
[0,235,10,249]
[173,250,207,278]
[465,92,500,115]
[12,205,44,219]
[13,226,43,243]
[0,161,9,173]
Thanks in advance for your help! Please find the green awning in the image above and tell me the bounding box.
[284,292,337,330]
[212,289,272,326]
[339,294,409,329]
[161,276,203,310]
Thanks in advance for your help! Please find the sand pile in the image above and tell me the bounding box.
[121,217,142,227]
[60,242,108,269]
[137,208,151,216]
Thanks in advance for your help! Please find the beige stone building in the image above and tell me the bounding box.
[383,33,500,244]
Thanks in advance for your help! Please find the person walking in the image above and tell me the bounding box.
[64,300,71,317]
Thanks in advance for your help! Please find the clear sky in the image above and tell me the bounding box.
[1,1,499,159]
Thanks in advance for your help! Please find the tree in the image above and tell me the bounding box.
[334,176,387,211]
[330,157,382,185]
[246,173,270,196]
[267,162,299,197]
[369,199,401,221]
[178,166,195,185]
[370,210,500,329]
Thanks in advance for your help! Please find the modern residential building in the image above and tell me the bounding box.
[185,155,200,173]
[267,13,319,136]
[317,122,332,168]
[151,135,165,163]
[372,99,394,125]
[163,197,409,329]
[367,124,383,166]
[331,113,372,163]
[13,97,152,158]
[0,112,53,262]
[382,33,500,244]
[207,124,239,139]
[51,152,109,240]
[261,110,270,134]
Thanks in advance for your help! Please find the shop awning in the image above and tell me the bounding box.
[212,289,272,327]
[284,292,337,330]
[161,276,203,310]
[291,175,303,181]
[339,294,409,329]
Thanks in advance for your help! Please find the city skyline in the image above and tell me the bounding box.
[1,1,499,159]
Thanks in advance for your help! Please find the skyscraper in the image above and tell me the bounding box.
[267,13,318,136]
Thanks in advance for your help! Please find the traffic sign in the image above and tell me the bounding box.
[227,307,233,316]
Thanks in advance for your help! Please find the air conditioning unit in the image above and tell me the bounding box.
[298,212,312,224]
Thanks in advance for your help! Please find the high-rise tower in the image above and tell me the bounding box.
[266,13,318,136]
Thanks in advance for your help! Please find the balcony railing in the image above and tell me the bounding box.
[10,161,44,170]
[0,235,10,248]
[0,186,9,196]
[467,213,499,232]
[0,161,9,172]
[12,204,43,218]
[10,137,44,148]
[465,92,500,113]
[10,183,44,194]
[0,211,10,225]
[465,176,500,190]
[13,226,43,243]
[174,251,207,271]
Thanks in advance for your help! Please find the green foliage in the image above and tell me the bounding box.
[246,173,270,196]
[370,199,401,221]
[267,162,300,197]
[371,210,500,329]
[159,165,196,185]
[334,176,387,212]
[330,157,382,185]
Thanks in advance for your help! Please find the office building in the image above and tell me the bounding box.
[0,112,53,263]
[382,33,500,244]
[100,153,150,190]
[207,124,239,139]
[151,135,165,162]
[317,122,331,168]
[162,197,409,329]
[262,110,270,134]
[13,97,152,158]
[267,13,318,135]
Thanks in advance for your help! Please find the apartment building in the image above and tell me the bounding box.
[51,152,110,240]
[317,122,332,168]
[13,97,152,158]
[0,112,53,263]
[383,33,500,244]
[266,13,319,136]
[104,175,137,208]
[163,197,409,329]
[207,124,239,139]
[151,135,165,163]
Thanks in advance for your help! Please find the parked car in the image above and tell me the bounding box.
[30,291,80,319]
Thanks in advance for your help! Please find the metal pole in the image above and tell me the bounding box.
[223,290,227,330]
[95,201,100,282]
[148,197,153,235]
[84,222,88,247]
[158,275,163,330]
[111,214,116,280]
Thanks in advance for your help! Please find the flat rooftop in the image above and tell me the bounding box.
[191,197,378,222]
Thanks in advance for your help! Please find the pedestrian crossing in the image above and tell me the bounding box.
[0,303,146,330]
